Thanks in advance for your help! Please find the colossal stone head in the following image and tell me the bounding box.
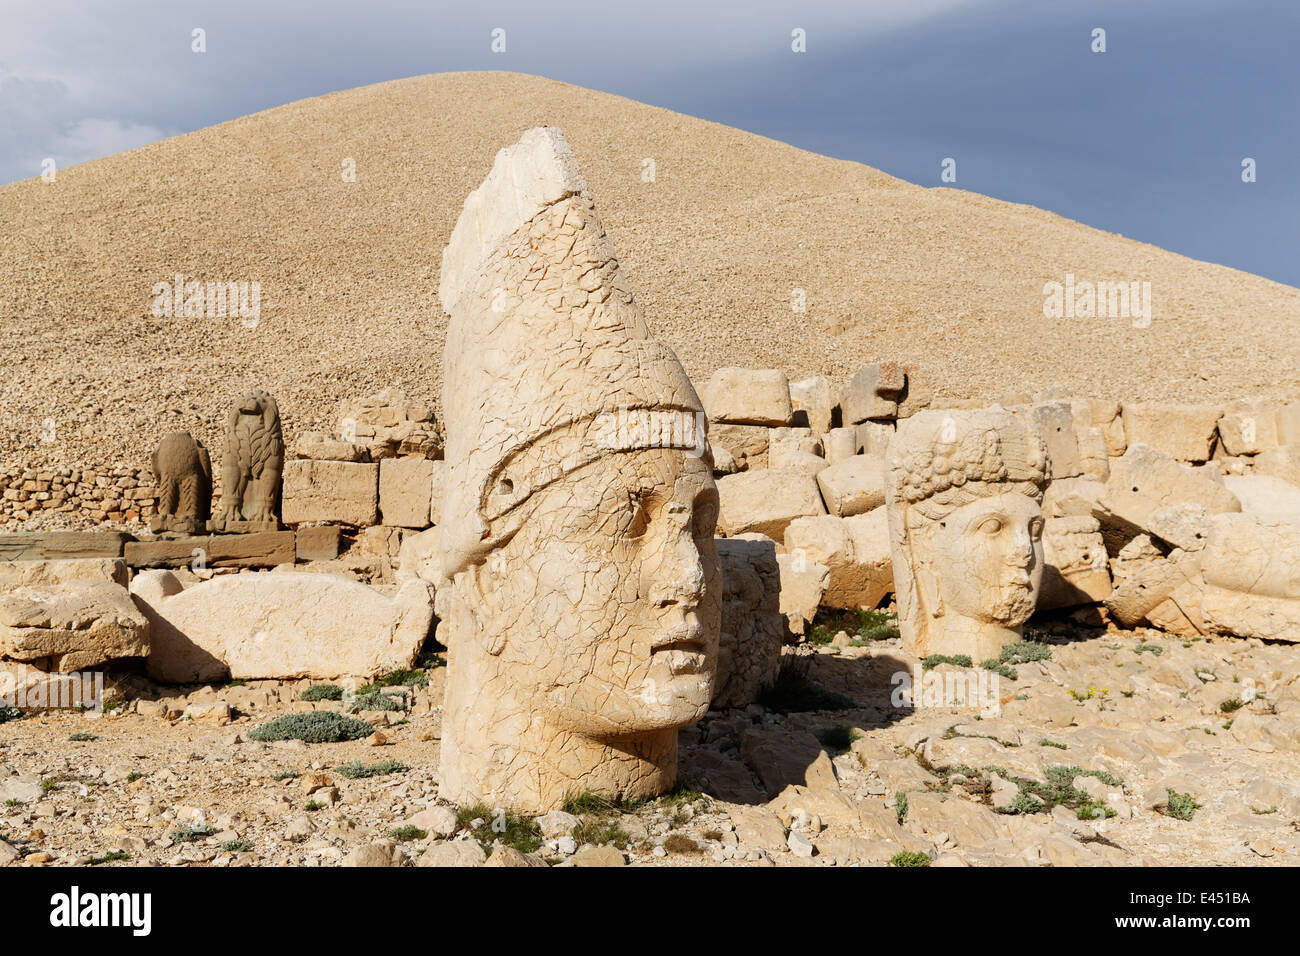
[435,127,721,813]
[885,408,1050,662]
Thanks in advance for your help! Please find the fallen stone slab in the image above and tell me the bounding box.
[0,532,129,562]
[703,367,792,426]
[0,581,149,671]
[1095,443,1240,539]
[841,363,905,424]
[379,458,434,529]
[124,532,296,569]
[816,454,886,517]
[717,469,825,541]
[783,510,892,610]
[0,558,127,589]
[295,525,342,562]
[132,570,433,682]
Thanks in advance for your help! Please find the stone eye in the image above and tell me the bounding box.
[977,517,1003,535]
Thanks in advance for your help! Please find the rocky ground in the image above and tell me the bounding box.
[0,616,1296,868]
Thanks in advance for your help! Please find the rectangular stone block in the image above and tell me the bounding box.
[703,368,792,426]
[282,460,379,527]
[125,532,296,569]
[1121,402,1223,462]
[708,423,771,470]
[379,458,434,529]
[1217,399,1281,457]
[789,376,834,434]
[717,469,825,542]
[0,531,128,562]
[816,455,886,517]
[296,525,342,562]
[841,363,905,424]
[429,460,446,526]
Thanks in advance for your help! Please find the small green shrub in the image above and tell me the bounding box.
[894,792,908,824]
[890,851,931,867]
[1219,697,1244,713]
[388,825,427,842]
[922,654,973,670]
[68,732,98,742]
[336,759,408,779]
[981,660,1018,680]
[125,771,147,783]
[87,850,130,865]
[816,726,860,750]
[1039,738,1067,750]
[662,833,701,854]
[1133,643,1163,656]
[455,802,543,853]
[249,711,374,743]
[304,800,324,811]
[170,824,216,844]
[301,684,343,702]
[349,691,404,712]
[221,839,253,852]
[998,641,1053,665]
[1077,801,1116,821]
[1163,789,1201,822]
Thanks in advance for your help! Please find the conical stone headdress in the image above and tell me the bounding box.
[437,127,706,584]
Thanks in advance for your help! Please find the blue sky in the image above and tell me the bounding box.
[2,0,1296,286]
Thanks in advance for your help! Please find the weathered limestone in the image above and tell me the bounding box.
[1255,445,1300,487]
[703,368,792,426]
[1223,474,1300,525]
[1013,401,1082,479]
[282,460,379,527]
[855,420,895,458]
[0,558,127,589]
[379,458,434,529]
[1218,399,1281,457]
[1121,402,1223,462]
[1039,516,1112,610]
[294,431,369,463]
[715,537,785,708]
[336,388,442,460]
[435,127,721,813]
[816,454,886,517]
[841,363,905,423]
[824,427,858,465]
[783,510,892,610]
[776,551,829,628]
[1094,443,1240,538]
[708,423,769,470]
[0,582,149,671]
[295,525,341,562]
[717,469,826,541]
[150,432,212,534]
[133,570,433,682]
[0,532,128,561]
[428,459,446,525]
[885,408,1050,661]
[896,364,933,419]
[124,532,295,569]
[396,527,440,584]
[212,390,285,531]
[789,375,834,433]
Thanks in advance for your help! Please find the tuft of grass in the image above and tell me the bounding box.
[1039,738,1067,750]
[170,824,216,844]
[756,661,854,713]
[807,607,900,645]
[894,791,908,825]
[455,802,543,854]
[3,799,20,808]
[572,816,631,849]
[270,770,298,782]
[890,850,931,867]
[248,711,374,743]
[1133,643,1163,656]
[1219,697,1244,713]
[662,833,702,854]
[226,678,248,687]
[304,800,324,812]
[336,759,408,779]
[86,850,130,865]
[68,732,98,742]
[1162,789,1201,822]
[220,839,253,852]
[349,690,405,712]
[922,654,973,670]
[300,684,343,702]
[387,825,427,842]
[40,778,61,792]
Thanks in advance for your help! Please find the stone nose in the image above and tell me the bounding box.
[649,526,705,608]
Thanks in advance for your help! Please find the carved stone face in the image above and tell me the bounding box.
[471,447,720,738]
[928,492,1045,626]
